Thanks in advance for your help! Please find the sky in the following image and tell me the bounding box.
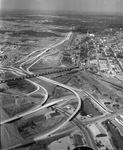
[0,0,123,14]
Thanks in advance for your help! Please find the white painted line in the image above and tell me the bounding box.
[115,118,123,126]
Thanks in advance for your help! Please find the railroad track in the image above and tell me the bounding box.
[0,66,79,84]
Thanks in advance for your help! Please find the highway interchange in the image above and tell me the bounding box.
[0,32,122,150]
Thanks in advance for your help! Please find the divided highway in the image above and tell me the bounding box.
[1,32,73,126]
[1,32,87,150]
[0,31,113,150]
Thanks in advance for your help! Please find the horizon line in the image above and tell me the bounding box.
[0,9,123,16]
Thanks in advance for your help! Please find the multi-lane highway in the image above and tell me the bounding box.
[1,32,87,150]
[0,32,81,126]
[0,31,118,150]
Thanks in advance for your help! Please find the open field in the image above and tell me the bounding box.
[1,10,123,150]
[18,112,66,139]
[80,98,102,117]
[1,92,44,117]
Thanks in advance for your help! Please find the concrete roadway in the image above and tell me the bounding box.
[19,31,105,149]
[1,31,115,150]
[0,99,65,126]
[19,32,72,73]
[1,32,84,150]
[16,32,70,64]
[56,107,97,150]
[0,32,73,126]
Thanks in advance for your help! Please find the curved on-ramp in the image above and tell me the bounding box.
[2,78,82,150]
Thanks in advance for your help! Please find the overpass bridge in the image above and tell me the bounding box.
[0,66,79,84]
